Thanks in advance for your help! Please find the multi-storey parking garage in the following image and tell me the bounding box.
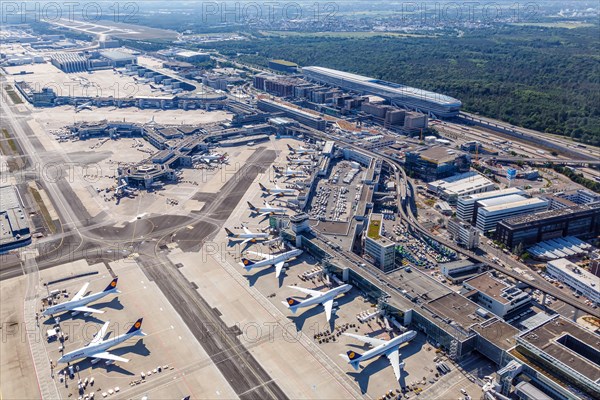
[302,66,462,117]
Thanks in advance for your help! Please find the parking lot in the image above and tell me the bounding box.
[308,160,362,222]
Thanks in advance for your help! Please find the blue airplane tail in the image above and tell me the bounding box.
[285,298,301,312]
[127,318,144,334]
[241,258,255,270]
[104,277,118,292]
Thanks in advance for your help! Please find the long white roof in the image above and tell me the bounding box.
[303,66,461,107]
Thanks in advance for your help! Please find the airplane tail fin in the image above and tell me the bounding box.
[126,318,144,335]
[287,144,294,151]
[224,228,235,237]
[346,351,362,370]
[247,201,256,210]
[283,298,301,312]
[258,183,268,192]
[241,258,255,270]
[104,277,118,292]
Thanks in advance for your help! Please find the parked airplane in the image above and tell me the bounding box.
[58,318,146,364]
[75,101,92,113]
[259,183,295,197]
[247,201,287,217]
[286,155,314,166]
[340,330,417,380]
[43,278,119,317]
[224,226,269,245]
[240,248,303,277]
[273,166,307,179]
[288,144,316,154]
[283,284,352,321]
[194,153,228,164]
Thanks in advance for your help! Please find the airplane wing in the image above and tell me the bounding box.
[72,282,90,301]
[89,321,110,346]
[90,351,129,363]
[241,238,252,245]
[72,306,104,314]
[260,211,271,217]
[275,184,281,190]
[386,350,402,381]
[288,286,322,297]
[323,299,334,322]
[242,226,252,235]
[275,261,285,278]
[343,333,387,347]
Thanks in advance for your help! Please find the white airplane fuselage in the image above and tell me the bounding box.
[232,232,269,240]
[292,284,351,309]
[58,330,141,364]
[353,331,417,365]
[255,206,286,214]
[246,249,302,270]
[43,289,116,316]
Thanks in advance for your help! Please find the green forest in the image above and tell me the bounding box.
[198,26,600,145]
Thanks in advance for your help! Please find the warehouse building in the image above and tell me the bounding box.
[0,185,31,253]
[495,204,600,249]
[50,52,88,72]
[175,51,210,63]
[98,50,137,67]
[476,198,548,233]
[457,187,525,223]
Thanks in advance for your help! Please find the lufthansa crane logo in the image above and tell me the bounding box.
[348,351,356,359]
[287,299,294,305]
[110,281,117,287]
[134,321,141,329]
[243,259,249,265]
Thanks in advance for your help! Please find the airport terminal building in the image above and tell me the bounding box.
[302,66,462,117]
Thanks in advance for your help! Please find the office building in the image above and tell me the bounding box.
[463,273,531,318]
[447,218,480,249]
[546,258,599,304]
[476,198,548,233]
[302,66,462,117]
[427,171,495,203]
[364,213,396,272]
[495,204,600,249]
[406,147,471,182]
[457,187,525,223]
